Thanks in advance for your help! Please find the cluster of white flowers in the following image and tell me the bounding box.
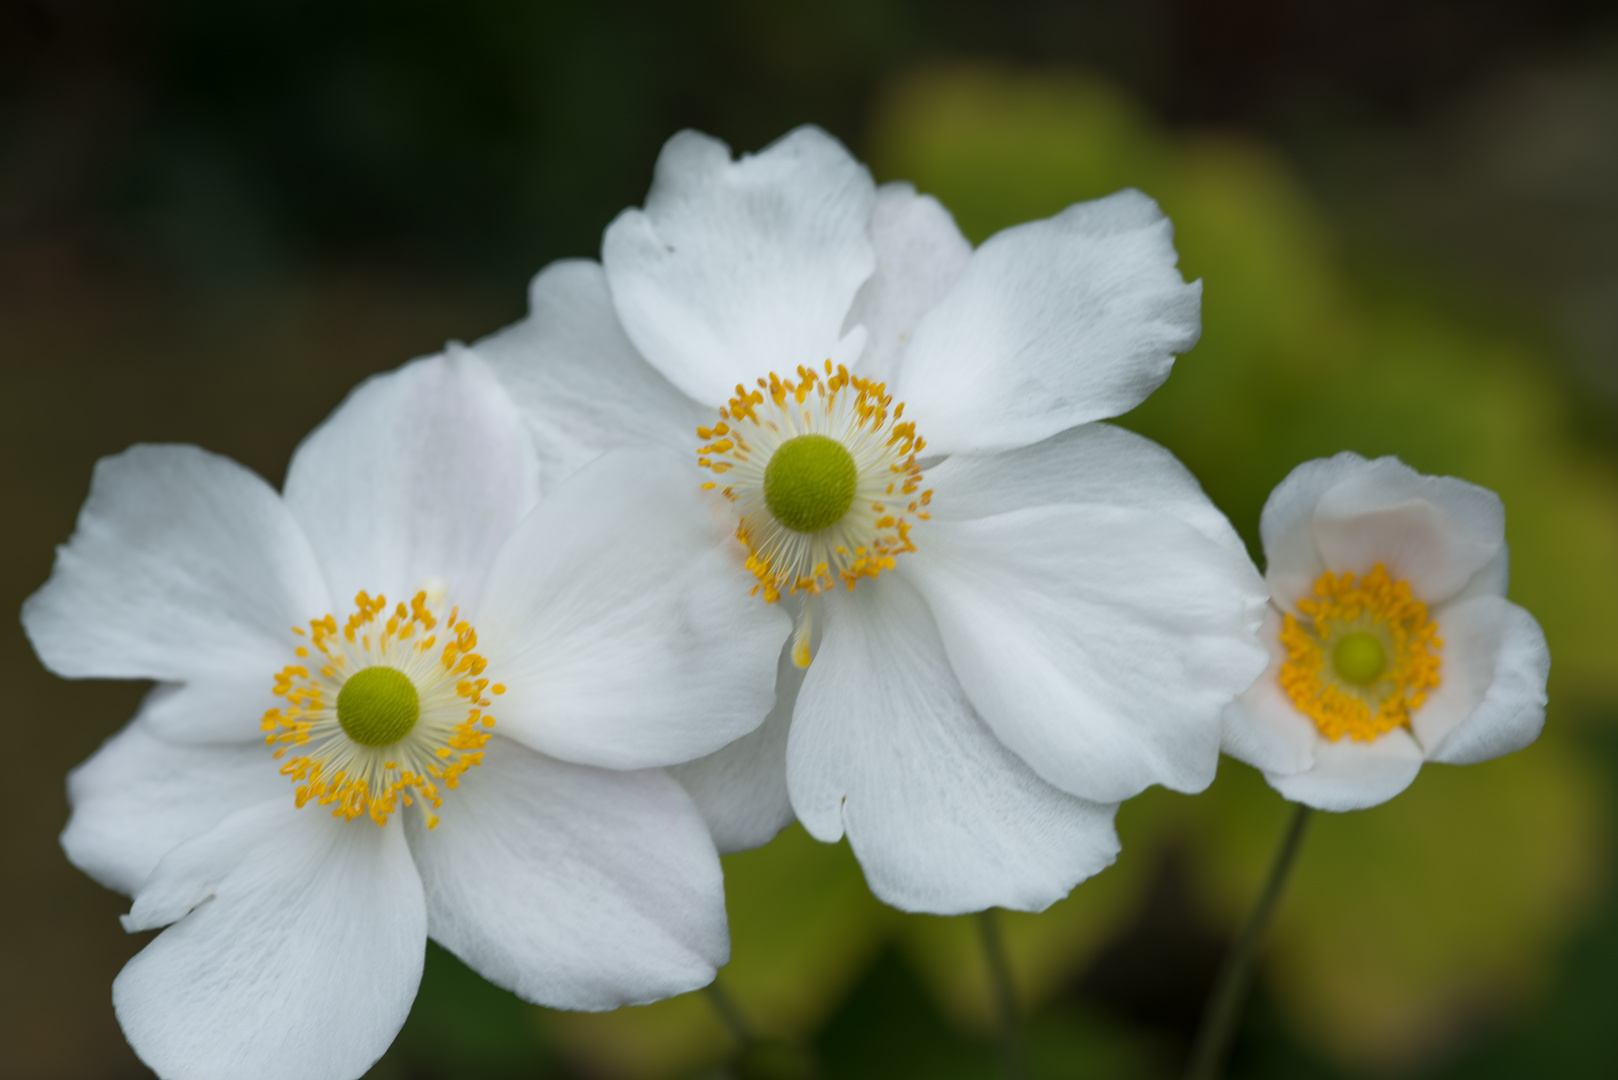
[23,127,1549,1080]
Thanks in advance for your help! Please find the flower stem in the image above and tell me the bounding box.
[706,980,754,1046]
[708,983,821,1080]
[1184,803,1312,1080]
[978,908,1029,1080]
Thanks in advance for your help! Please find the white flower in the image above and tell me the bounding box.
[23,353,787,1080]
[474,126,1270,914]
[1221,453,1551,810]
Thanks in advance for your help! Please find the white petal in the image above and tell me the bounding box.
[843,181,972,383]
[136,677,283,744]
[1266,728,1425,811]
[601,126,876,405]
[925,423,1274,788]
[1451,543,1511,605]
[1220,607,1318,776]
[906,503,1267,804]
[788,579,1121,915]
[117,800,424,1080]
[406,736,727,1010]
[22,444,328,686]
[669,639,803,854]
[1414,596,1549,765]
[893,190,1201,455]
[283,351,539,614]
[1311,457,1505,605]
[1258,452,1369,614]
[922,421,1250,552]
[1263,454,1509,613]
[62,712,287,897]
[476,445,790,768]
[472,259,706,496]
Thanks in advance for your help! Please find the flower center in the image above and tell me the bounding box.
[698,362,932,667]
[1331,632,1387,686]
[336,666,420,746]
[1278,564,1443,742]
[263,589,505,828]
[763,434,859,533]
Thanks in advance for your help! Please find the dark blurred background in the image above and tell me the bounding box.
[6,2,1618,1078]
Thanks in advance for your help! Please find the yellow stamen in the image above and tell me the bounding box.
[262,589,500,827]
[791,602,814,670]
[697,360,931,607]
[1278,564,1443,742]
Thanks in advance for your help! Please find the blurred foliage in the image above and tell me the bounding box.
[17,1,1611,285]
[10,0,923,282]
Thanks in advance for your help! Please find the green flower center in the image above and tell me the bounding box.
[763,434,858,534]
[337,666,420,747]
[1332,632,1387,686]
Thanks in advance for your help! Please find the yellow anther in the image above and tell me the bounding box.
[1279,564,1443,742]
[266,589,500,827]
[699,363,926,611]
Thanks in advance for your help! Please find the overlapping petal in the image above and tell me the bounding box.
[133,677,283,745]
[893,189,1201,455]
[921,421,1250,551]
[1312,459,1504,606]
[22,444,329,687]
[472,259,704,495]
[1260,452,1506,611]
[1255,452,1360,609]
[906,498,1266,804]
[284,351,539,613]
[602,126,876,405]
[475,445,789,769]
[117,800,424,1080]
[1267,728,1426,812]
[669,641,803,854]
[788,579,1121,915]
[61,713,287,896]
[1416,596,1549,765]
[405,736,728,1010]
[843,181,972,383]
[1220,608,1318,777]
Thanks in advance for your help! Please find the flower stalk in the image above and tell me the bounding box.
[1185,803,1312,1080]
[979,908,1028,1080]
[705,980,755,1046]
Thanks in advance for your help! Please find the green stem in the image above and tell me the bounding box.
[1184,803,1312,1080]
[978,908,1029,1080]
[705,980,754,1046]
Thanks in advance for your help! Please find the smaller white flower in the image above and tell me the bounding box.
[1223,453,1550,810]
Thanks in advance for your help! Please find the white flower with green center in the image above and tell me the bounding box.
[475,126,1271,914]
[23,354,788,1080]
[1221,453,1550,809]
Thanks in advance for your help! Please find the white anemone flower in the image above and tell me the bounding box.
[1221,453,1550,810]
[474,126,1270,914]
[23,353,787,1080]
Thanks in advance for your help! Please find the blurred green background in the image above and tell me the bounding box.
[6,2,1618,1077]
